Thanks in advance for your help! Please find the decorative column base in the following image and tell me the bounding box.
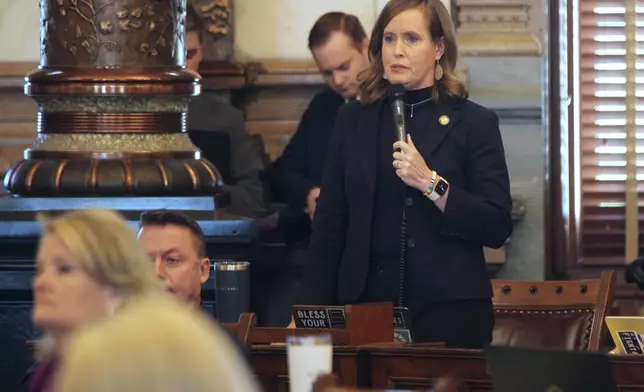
[4,152,220,197]
[4,69,222,197]
[4,0,223,197]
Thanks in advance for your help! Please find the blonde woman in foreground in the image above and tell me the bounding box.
[28,209,163,392]
[57,293,261,392]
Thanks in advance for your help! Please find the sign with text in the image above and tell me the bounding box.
[617,330,644,354]
[293,306,346,329]
[393,306,412,343]
[293,305,413,343]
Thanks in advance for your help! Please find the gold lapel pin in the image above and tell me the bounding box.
[439,115,450,126]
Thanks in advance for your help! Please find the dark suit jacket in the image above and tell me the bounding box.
[297,96,513,306]
[272,89,346,210]
[188,93,266,218]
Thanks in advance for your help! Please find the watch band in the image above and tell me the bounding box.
[423,171,437,198]
[428,187,442,201]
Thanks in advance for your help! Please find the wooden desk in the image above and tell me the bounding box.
[250,342,445,392]
[368,347,489,391]
[366,346,644,391]
[251,345,367,392]
[611,354,644,391]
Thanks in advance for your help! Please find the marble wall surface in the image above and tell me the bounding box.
[0,0,454,62]
[0,0,40,62]
[466,55,545,280]
[455,0,546,280]
[234,0,378,60]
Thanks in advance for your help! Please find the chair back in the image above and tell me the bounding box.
[491,271,615,350]
[222,312,255,344]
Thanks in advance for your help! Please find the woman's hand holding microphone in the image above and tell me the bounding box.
[392,134,433,192]
[393,134,448,211]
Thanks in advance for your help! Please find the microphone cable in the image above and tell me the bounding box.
[397,206,407,307]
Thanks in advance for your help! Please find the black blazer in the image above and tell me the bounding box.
[297,96,513,306]
[272,89,346,209]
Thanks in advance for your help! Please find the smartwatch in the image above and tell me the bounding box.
[428,177,449,201]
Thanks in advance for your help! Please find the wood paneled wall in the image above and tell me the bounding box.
[234,60,324,160]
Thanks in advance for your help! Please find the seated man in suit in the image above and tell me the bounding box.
[186,6,265,218]
[137,210,249,358]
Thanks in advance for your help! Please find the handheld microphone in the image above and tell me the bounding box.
[389,83,409,308]
[389,84,407,143]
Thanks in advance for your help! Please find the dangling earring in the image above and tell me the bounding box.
[382,72,388,80]
[434,60,443,80]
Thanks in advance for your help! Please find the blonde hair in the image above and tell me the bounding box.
[358,0,468,104]
[39,209,161,295]
[57,294,260,392]
[36,209,162,358]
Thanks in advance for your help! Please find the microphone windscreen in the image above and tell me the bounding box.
[388,84,406,98]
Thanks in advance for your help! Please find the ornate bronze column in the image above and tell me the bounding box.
[4,0,221,196]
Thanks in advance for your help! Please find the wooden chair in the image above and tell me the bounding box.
[491,270,615,350]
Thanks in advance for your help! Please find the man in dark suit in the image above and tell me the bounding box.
[186,6,265,219]
[273,12,370,225]
[266,13,370,326]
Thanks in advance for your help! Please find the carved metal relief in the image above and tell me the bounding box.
[40,0,188,67]
[190,0,233,61]
[192,0,231,37]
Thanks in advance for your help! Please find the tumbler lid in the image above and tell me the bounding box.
[214,261,250,271]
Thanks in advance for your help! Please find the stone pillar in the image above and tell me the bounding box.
[456,0,542,55]
[4,0,221,196]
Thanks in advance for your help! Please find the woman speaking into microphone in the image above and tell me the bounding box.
[296,0,512,348]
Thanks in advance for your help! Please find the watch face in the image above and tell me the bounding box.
[435,179,449,195]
